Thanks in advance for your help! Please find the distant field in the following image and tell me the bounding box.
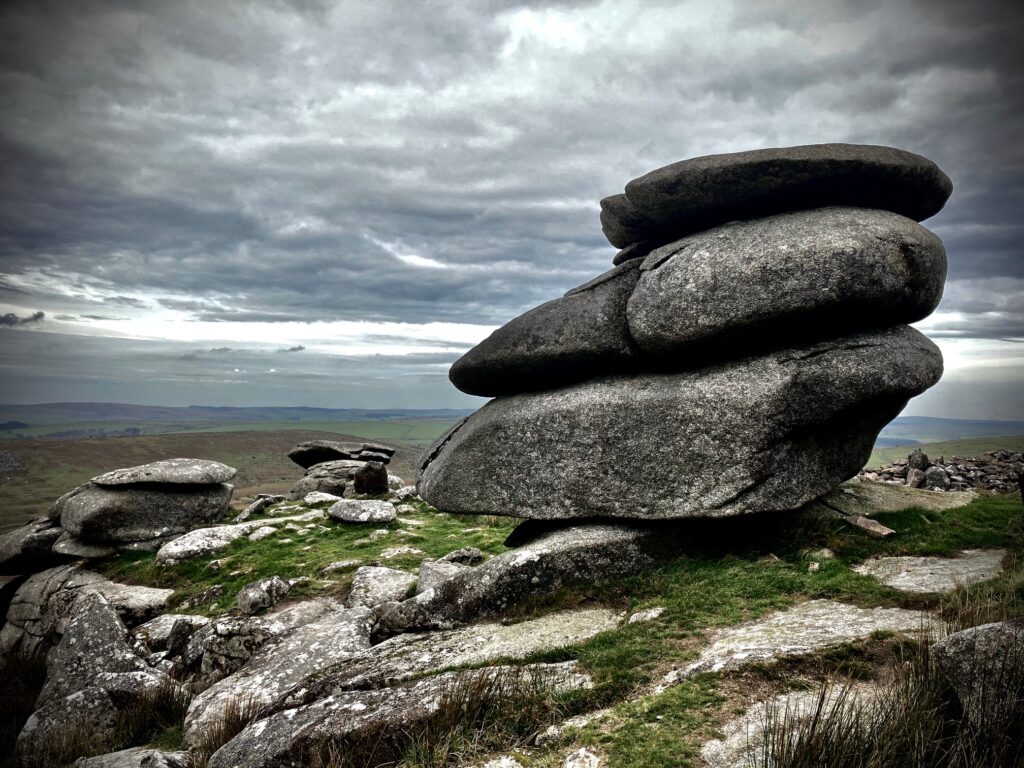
[0,422,459,532]
[866,434,1024,469]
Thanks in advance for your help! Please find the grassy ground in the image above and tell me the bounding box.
[867,434,1024,468]
[0,428,431,532]
[86,486,1024,767]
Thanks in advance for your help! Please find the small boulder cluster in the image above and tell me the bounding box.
[286,439,400,499]
[862,448,1023,493]
[1,458,236,573]
[423,144,952,521]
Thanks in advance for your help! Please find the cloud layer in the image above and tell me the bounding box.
[1,0,1021,414]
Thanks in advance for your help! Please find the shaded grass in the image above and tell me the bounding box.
[0,651,46,768]
[97,498,518,616]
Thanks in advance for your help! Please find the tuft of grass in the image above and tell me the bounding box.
[0,651,47,768]
[190,696,264,767]
[12,677,190,768]
[305,666,572,768]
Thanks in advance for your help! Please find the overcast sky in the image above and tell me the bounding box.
[0,0,1021,417]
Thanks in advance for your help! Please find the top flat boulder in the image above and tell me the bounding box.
[600,143,953,249]
[288,440,394,469]
[91,458,236,487]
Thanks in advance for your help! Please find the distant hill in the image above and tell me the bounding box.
[877,416,1024,444]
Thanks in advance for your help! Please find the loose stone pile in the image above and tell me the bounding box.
[861,448,1023,493]
[422,144,952,521]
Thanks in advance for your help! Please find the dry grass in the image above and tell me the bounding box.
[189,696,264,768]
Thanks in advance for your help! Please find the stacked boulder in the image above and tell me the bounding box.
[422,144,951,521]
[286,440,396,499]
[1,458,236,571]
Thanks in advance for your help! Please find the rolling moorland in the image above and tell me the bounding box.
[1,404,1023,533]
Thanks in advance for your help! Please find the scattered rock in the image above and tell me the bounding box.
[235,495,284,523]
[155,510,325,565]
[247,525,277,542]
[862,449,1021,493]
[133,613,210,652]
[628,606,666,624]
[236,576,292,615]
[303,491,342,505]
[319,559,360,576]
[178,584,224,611]
[853,549,1005,593]
[379,545,424,560]
[440,546,485,565]
[345,566,416,609]
[327,499,396,523]
[564,747,603,768]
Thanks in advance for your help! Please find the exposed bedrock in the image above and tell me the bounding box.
[420,326,942,520]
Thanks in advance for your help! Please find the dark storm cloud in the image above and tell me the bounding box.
[277,345,305,353]
[0,0,1022,408]
[0,310,44,326]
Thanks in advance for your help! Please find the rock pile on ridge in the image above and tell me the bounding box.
[285,440,397,499]
[1,458,236,571]
[422,144,951,521]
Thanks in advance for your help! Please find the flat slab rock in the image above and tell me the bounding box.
[92,458,236,486]
[155,510,325,565]
[854,549,1005,594]
[345,566,416,608]
[599,143,951,249]
[701,684,879,768]
[817,480,975,516]
[663,600,928,683]
[327,499,397,523]
[71,748,189,768]
[419,326,941,520]
[208,662,590,768]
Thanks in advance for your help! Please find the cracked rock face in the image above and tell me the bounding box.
[420,326,941,520]
[207,662,591,768]
[344,566,416,609]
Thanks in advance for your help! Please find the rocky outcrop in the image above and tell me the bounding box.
[288,440,395,469]
[206,662,590,768]
[374,525,666,635]
[286,459,367,500]
[236,576,292,615]
[427,144,949,526]
[1,564,172,657]
[327,498,396,523]
[155,510,326,565]
[0,518,67,574]
[862,449,1023,493]
[91,458,236,486]
[422,327,941,520]
[71,748,190,768]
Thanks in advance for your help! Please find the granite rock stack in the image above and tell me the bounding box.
[422,144,951,521]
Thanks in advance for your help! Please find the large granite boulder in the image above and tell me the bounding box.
[420,326,941,520]
[600,143,952,250]
[627,207,946,356]
[91,458,236,486]
[60,483,233,544]
[449,260,643,396]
